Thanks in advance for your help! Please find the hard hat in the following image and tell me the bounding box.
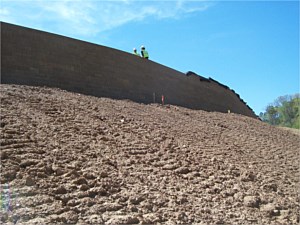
[141,45,145,49]
[133,48,136,51]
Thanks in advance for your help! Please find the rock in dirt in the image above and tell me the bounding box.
[74,177,88,185]
[175,167,190,174]
[142,213,162,223]
[244,196,261,208]
[260,203,280,217]
[60,211,79,224]
[240,171,256,182]
[1,150,8,160]
[20,160,38,168]
[25,176,35,186]
[2,170,17,182]
[129,196,145,205]
[80,184,90,191]
[54,186,68,195]
[87,214,104,224]
[106,215,139,224]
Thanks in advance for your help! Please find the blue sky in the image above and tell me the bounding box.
[1,0,299,115]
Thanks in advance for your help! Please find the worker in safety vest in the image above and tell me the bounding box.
[141,46,149,59]
[133,48,140,56]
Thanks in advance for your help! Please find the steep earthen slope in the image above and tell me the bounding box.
[1,84,299,224]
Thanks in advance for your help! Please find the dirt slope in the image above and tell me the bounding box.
[1,84,299,224]
[279,127,300,136]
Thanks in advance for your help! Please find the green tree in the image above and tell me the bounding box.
[290,96,300,129]
[260,94,299,129]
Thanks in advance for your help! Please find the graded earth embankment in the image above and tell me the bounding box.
[0,84,299,224]
[1,22,256,118]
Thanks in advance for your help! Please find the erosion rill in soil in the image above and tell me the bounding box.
[0,84,299,224]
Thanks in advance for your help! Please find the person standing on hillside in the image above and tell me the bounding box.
[141,46,149,59]
[133,48,140,56]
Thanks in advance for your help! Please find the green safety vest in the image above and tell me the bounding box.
[134,51,140,56]
[142,50,149,58]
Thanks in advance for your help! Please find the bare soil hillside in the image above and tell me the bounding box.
[1,84,299,224]
[279,127,300,136]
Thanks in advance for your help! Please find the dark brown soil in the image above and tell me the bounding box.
[1,84,299,224]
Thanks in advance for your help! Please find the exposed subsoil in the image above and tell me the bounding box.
[0,84,299,224]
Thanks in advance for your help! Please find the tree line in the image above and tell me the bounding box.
[259,94,299,129]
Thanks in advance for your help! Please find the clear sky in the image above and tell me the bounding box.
[1,0,299,115]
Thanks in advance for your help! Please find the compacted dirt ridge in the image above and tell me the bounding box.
[0,84,299,224]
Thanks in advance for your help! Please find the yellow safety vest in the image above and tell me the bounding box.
[142,50,149,58]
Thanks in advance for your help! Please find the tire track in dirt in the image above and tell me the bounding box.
[1,84,299,224]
